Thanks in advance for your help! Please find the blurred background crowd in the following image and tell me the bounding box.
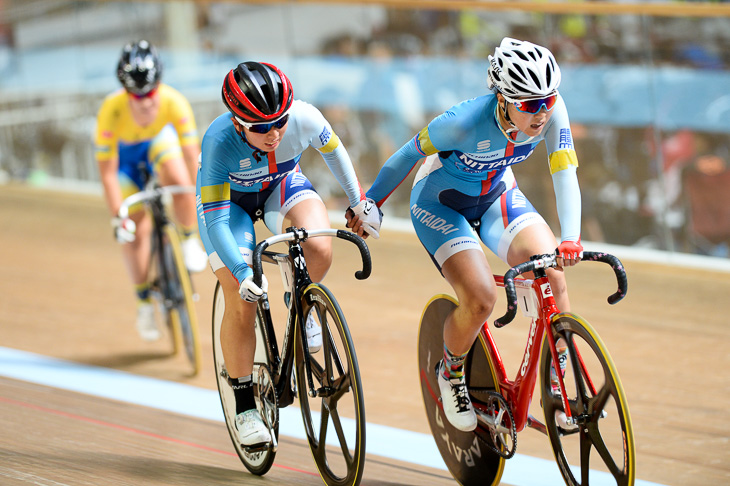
[2,0,730,258]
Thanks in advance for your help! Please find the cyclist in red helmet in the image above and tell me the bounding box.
[197,61,381,447]
[94,40,207,342]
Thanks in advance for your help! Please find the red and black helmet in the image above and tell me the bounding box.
[221,62,293,123]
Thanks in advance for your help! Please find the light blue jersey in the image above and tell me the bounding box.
[367,92,581,267]
[196,99,364,283]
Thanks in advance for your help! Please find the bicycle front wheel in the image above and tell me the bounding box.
[541,313,635,486]
[295,283,365,486]
[161,225,202,375]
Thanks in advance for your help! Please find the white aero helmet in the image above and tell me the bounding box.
[487,37,561,99]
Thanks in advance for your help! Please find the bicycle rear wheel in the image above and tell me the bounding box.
[211,282,279,476]
[295,283,365,486]
[418,295,505,486]
[161,225,202,375]
[540,312,635,486]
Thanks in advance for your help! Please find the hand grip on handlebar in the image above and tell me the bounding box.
[335,229,372,280]
[494,260,541,329]
[252,240,270,288]
[581,251,628,305]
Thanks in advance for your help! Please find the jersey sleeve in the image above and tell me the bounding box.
[365,110,461,207]
[94,93,122,163]
[543,97,582,243]
[298,101,364,207]
[199,132,250,283]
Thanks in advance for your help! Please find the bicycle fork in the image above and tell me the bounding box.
[289,243,319,399]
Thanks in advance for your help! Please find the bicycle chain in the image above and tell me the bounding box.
[470,388,517,459]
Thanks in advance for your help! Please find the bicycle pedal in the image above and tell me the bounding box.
[243,442,271,453]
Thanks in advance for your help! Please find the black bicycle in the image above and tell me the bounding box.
[212,227,370,485]
[118,172,202,376]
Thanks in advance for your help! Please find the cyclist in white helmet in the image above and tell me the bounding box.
[348,37,582,432]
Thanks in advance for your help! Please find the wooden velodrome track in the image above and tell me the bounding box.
[1,184,728,486]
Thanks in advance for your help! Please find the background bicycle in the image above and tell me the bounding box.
[418,251,634,486]
[118,171,202,376]
[212,227,371,486]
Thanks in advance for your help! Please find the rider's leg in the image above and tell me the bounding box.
[216,266,271,445]
[216,267,258,382]
[120,209,160,341]
[441,249,498,356]
[505,222,570,311]
[280,197,333,283]
[120,209,153,286]
[281,197,330,352]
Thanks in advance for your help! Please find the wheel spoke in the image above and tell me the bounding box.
[587,421,624,478]
[592,381,613,412]
[328,404,354,465]
[317,398,330,449]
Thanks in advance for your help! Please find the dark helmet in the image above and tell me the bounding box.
[222,61,293,123]
[117,40,162,96]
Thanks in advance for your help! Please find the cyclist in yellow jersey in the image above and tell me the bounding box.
[94,40,207,341]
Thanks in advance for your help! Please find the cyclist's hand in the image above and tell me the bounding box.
[556,239,583,267]
[111,217,136,243]
[239,274,268,302]
[346,198,382,239]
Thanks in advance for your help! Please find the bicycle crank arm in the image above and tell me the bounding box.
[526,414,547,435]
[474,408,510,434]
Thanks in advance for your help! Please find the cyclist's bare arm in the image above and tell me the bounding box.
[97,155,123,217]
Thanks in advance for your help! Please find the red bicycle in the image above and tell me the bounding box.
[418,251,635,486]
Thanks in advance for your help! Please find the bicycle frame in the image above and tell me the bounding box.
[251,227,371,404]
[479,270,562,433]
[118,183,196,300]
[478,252,627,434]
[252,244,309,408]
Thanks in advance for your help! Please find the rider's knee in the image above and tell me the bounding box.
[462,290,497,322]
[304,238,333,267]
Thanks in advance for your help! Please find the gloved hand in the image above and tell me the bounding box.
[239,274,269,302]
[347,198,383,239]
[556,239,583,266]
[111,217,136,243]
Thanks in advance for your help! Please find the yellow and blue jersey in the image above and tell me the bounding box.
[94,83,198,191]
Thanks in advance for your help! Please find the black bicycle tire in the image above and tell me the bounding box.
[211,282,279,476]
[295,283,366,486]
[162,225,202,375]
[540,312,636,486]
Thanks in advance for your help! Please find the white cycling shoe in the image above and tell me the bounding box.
[235,409,272,448]
[182,237,208,273]
[436,360,477,432]
[136,302,161,341]
[305,313,322,353]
